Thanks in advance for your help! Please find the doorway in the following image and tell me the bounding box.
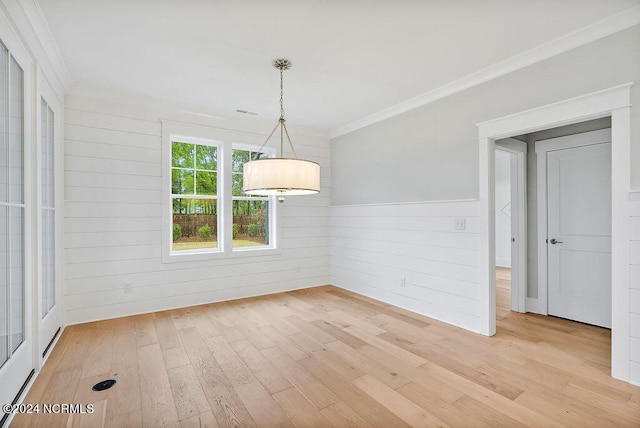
[477,83,632,382]
[494,148,513,320]
[494,140,527,318]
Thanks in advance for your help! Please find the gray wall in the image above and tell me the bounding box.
[331,25,640,205]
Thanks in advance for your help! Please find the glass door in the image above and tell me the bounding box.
[0,39,33,421]
[38,95,61,360]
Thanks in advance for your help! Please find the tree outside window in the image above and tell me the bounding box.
[232,148,270,248]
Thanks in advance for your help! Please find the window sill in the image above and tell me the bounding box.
[161,246,281,263]
[231,246,281,258]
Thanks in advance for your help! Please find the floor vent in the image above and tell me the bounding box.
[92,379,116,392]
[43,327,61,358]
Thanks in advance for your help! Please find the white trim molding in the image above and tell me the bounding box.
[329,198,478,209]
[332,6,640,138]
[477,83,633,383]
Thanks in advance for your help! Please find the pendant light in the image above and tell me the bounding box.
[243,58,320,203]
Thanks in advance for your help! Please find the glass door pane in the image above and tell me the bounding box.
[0,40,8,368]
[9,206,22,352]
[9,54,23,354]
[0,36,32,422]
[0,44,25,365]
[42,210,54,316]
[9,57,23,205]
[41,100,55,318]
[0,206,7,366]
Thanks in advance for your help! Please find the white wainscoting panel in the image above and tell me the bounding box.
[330,200,482,332]
[64,98,331,324]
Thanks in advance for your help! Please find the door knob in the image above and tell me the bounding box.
[549,238,563,244]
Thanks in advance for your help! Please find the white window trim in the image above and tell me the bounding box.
[161,121,281,263]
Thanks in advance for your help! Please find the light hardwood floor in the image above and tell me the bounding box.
[11,269,640,427]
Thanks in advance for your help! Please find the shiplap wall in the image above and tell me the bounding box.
[64,94,330,324]
[330,200,481,332]
[629,193,640,384]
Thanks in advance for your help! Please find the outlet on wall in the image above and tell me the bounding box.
[400,277,406,287]
[124,282,133,293]
[455,218,466,231]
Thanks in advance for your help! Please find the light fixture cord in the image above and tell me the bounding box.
[279,66,285,159]
[279,65,299,159]
[253,60,299,160]
[280,67,285,121]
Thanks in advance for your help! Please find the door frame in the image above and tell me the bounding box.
[477,83,632,382]
[35,66,64,368]
[495,141,527,313]
[535,128,612,317]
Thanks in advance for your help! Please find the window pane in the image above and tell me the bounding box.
[41,99,56,318]
[232,148,269,196]
[10,206,23,352]
[232,172,243,196]
[0,44,7,204]
[171,142,194,168]
[44,106,55,208]
[233,149,269,173]
[232,149,250,173]
[10,56,23,205]
[42,209,55,316]
[172,169,194,194]
[172,198,218,252]
[233,200,269,248]
[40,99,47,204]
[196,171,217,195]
[196,145,217,170]
[0,206,8,366]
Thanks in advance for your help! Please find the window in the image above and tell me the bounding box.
[171,137,220,253]
[232,147,270,249]
[163,126,277,261]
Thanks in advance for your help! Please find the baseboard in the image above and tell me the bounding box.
[1,368,37,427]
[65,280,329,326]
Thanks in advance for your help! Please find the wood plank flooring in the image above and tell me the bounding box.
[11,269,640,427]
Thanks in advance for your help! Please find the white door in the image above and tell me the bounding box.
[546,135,611,328]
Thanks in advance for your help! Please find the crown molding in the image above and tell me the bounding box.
[1,0,72,100]
[330,5,640,139]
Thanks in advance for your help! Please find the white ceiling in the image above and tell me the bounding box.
[38,0,639,132]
